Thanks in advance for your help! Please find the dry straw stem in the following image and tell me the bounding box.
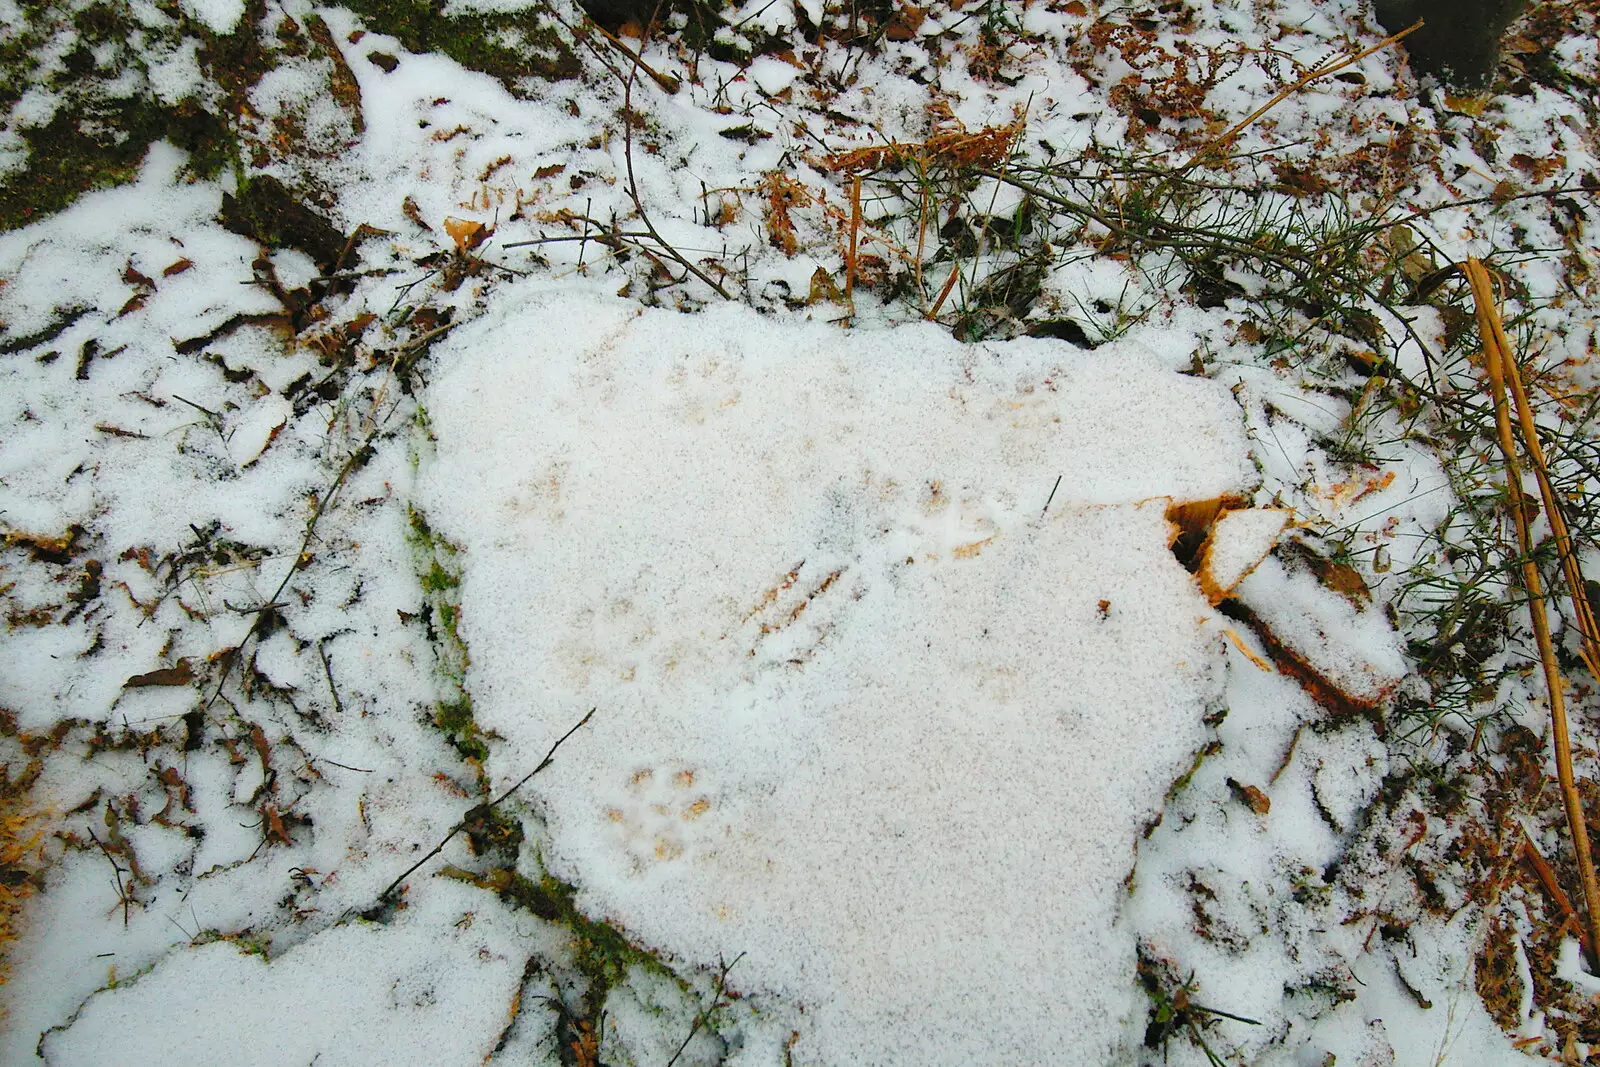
[1520,823,1591,958]
[845,176,862,300]
[1465,257,1600,970]
[1178,20,1423,174]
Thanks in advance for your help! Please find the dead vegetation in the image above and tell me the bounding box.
[4,0,1600,1060]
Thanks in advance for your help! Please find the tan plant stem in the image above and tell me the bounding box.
[1495,317,1600,679]
[926,261,962,320]
[1179,21,1422,174]
[1466,257,1600,971]
[846,176,862,300]
[590,21,681,95]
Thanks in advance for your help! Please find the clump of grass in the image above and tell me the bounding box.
[1138,949,1259,1067]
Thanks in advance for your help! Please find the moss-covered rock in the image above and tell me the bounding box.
[339,0,581,94]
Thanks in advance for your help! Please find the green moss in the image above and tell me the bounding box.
[338,0,580,94]
[434,695,488,761]
[0,98,237,231]
[0,0,256,231]
[488,867,674,997]
[420,559,458,594]
[406,503,485,760]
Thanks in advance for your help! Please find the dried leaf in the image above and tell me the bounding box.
[1227,778,1272,815]
[249,723,273,772]
[162,258,194,277]
[1491,179,1522,204]
[402,196,431,231]
[443,215,490,253]
[262,803,292,844]
[1510,152,1565,184]
[807,266,844,306]
[1284,542,1372,607]
[123,660,195,688]
[760,172,811,256]
[885,3,926,40]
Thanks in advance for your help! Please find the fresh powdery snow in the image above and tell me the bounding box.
[419,285,1252,1063]
[4,0,1596,1060]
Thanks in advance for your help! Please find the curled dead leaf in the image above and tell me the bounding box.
[123,660,195,688]
[443,216,491,253]
[1226,778,1272,815]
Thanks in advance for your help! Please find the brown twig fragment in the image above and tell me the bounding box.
[589,21,681,94]
[845,176,862,300]
[1466,257,1600,971]
[926,262,962,320]
[1520,826,1591,960]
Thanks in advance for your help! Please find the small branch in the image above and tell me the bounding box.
[1042,474,1062,515]
[665,952,745,1067]
[618,59,733,300]
[317,639,344,717]
[312,757,374,773]
[200,421,388,716]
[845,176,862,300]
[85,827,132,928]
[1520,825,1591,959]
[377,708,596,903]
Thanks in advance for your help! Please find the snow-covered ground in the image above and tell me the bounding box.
[3,0,1600,1063]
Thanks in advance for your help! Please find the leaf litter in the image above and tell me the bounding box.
[1,0,1600,1064]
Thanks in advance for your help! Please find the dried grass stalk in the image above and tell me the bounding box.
[1466,256,1600,970]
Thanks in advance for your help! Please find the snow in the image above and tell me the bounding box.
[176,0,245,35]
[2,0,1598,1062]
[40,880,542,1067]
[1199,507,1290,599]
[419,286,1251,1062]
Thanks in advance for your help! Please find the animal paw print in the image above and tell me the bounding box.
[603,765,713,872]
[738,558,851,668]
[894,479,1003,562]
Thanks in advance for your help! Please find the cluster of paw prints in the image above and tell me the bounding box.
[604,765,713,873]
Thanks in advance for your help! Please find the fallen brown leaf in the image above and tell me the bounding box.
[122,660,194,688]
[443,215,491,252]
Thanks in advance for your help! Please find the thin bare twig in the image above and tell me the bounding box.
[619,58,733,299]
[85,826,132,928]
[665,951,745,1067]
[199,405,398,716]
[377,707,596,903]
